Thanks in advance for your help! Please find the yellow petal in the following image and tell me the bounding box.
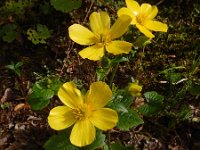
[140,3,152,15]
[89,12,103,34]
[70,119,95,147]
[85,81,112,109]
[109,15,131,40]
[90,11,110,34]
[100,11,110,33]
[78,44,104,61]
[117,7,137,24]
[136,23,154,38]
[69,24,97,45]
[128,83,142,96]
[147,6,158,19]
[106,40,132,55]
[144,20,168,32]
[90,108,118,130]
[125,0,140,14]
[48,106,76,130]
[58,82,83,109]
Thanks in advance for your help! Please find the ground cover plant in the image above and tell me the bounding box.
[0,0,199,149]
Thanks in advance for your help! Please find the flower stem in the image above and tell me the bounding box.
[109,63,119,87]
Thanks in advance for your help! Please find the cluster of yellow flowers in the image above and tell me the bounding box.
[47,0,167,147]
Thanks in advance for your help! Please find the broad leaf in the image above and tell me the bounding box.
[50,0,82,13]
[117,109,144,131]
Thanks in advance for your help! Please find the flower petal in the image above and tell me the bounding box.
[147,6,158,19]
[70,119,95,147]
[90,11,110,35]
[106,40,132,55]
[136,23,154,38]
[90,108,118,130]
[78,44,104,61]
[85,81,112,108]
[117,7,137,24]
[69,24,97,45]
[89,12,103,35]
[140,3,152,15]
[109,15,131,40]
[48,106,76,130]
[100,11,110,33]
[125,0,140,14]
[58,82,83,109]
[144,20,168,32]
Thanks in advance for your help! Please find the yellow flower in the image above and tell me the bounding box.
[118,0,168,38]
[48,81,118,147]
[128,81,142,97]
[68,11,132,61]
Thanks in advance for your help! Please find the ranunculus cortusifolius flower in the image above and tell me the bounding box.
[48,81,118,147]
[118,0,168,38]
[68,11,132,61]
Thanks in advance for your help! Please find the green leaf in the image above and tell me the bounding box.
[27,24,52,45]
[188,84,200,95]
[28,88,54,110]
[96,68,107,81]
[109,89,133,109]
[139,104,161,116]
[110,56,129,66]
[83,130,106,150]
[1,24,17,43]
[144,91,164,105]
[117,109,144,131]
[50,0,82,13]
[44,130,79,150]
[133,36,151,48]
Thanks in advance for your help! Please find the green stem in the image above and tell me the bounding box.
[109,63,119,87]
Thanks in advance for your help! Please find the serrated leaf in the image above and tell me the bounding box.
[139,104,161,116]
[117,109,143,131]
[109,89,133,109]
[144,91,164,105]
[28,89,54,110]
[50,0,82,13]
[110,56,129,66]
[44,130,79,150]
[83,130,106,150]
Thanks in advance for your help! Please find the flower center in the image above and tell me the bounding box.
[136,14,146,25]
[98,33,111,45]
[73,104,93,120]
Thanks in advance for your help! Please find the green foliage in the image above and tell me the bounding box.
[28,77,62,110]
[44,129,79,150]
[188,84,200,96]
[44,129,105,150]
[159,66,185,84]
[50,0,82,13]
[96,56,129,81]
[0,102,11,109]
[117,109,144,131]
[133,35,151,48]
[6,61,23,77]
[84,130,106,150]
[27,24,52,45]
[0,24,17,43]
[2,0,31,15]
[109,89,143,130]
[139,91,164,116]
